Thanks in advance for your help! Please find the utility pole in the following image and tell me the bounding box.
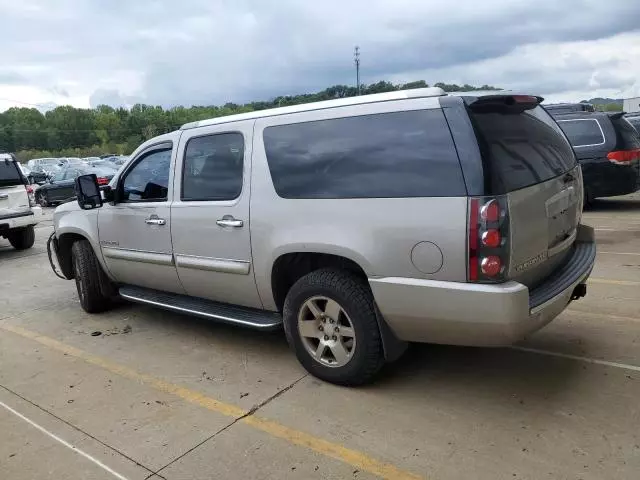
[354,46,361,95]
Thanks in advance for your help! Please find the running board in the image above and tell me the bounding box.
[118,285,283,330]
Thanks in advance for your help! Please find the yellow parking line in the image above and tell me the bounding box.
[589,278,640,287]
[599,251,640,256]
[0,324,423,480]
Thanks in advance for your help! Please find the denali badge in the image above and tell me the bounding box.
[100,240,119,247]
[515,251,548,272]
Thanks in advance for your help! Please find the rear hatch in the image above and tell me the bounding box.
[467,96,581,288]
[609,114,640,183]
[0,158,31,218]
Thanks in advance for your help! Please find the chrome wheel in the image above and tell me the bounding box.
[297,296,356,368]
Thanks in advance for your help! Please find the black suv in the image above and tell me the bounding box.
[548,109,640,205]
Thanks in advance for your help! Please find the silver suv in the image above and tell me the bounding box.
[1,153,41,250]
[49,88,596,385]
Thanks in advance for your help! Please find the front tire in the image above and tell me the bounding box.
[283,268,384,386]
[8,226,35,250]
[71,240,113,313]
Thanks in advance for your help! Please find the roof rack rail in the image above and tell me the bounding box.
[181,87,447,130]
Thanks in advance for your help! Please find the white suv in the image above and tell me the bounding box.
[0,153,42,250]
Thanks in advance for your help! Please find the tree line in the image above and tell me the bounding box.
[1,80,499,161]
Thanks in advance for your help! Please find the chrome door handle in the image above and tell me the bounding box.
[145,215,166,226]
[216,217,243,228]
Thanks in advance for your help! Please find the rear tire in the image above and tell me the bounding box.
[8,226,35,250]
[71,240,113,313]
[283,268,384,386]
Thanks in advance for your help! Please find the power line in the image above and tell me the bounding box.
[354,46,361,96]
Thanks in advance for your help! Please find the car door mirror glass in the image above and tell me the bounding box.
[75,174,103,210]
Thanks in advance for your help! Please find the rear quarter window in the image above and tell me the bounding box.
[469,106,577,194]
[263,109,466,199]
[556,119,605,147]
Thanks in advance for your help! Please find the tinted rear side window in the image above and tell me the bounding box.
[556,119,605,147]
[0,160,24,187]
[263,109,465,199]
[469,106,576,194]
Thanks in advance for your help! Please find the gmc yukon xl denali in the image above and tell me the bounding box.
[49,88,596,385]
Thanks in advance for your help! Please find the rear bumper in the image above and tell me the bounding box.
[0,208,40,231]
[582,160,640,198]
[370,225,596,346]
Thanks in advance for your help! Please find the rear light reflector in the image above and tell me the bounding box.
[96,177,109,185]
[480,199,500,222]
[608,148,640,164]
[481,229,501,248]
[480,256,502,277]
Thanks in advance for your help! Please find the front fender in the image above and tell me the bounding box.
[55,208,114,281]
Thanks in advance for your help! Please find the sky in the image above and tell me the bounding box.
[1,0,640,112]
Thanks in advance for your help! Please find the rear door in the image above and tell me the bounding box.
[171,122,262,308]
[467,101,581,288]
[0,159,30,218]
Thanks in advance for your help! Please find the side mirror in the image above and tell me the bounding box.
[100,185,115,203]
[75,174,103,210]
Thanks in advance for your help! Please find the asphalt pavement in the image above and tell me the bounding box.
[1,197,639,479]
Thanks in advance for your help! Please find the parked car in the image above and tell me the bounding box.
[35,165,116,207]
[27,158,64,175]
[49,89,595,385]
[0,153,41,250]
[19,164,49,185]
[545,102,595,114]
[550,110,640,205]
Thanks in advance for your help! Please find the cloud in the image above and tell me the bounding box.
[1,0,639,110]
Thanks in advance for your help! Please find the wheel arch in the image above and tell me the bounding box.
[269,251,407,362]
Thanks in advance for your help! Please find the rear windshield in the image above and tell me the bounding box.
[469,106,577,194]
[556,119,605,147]
[0,160,24,187]
[627,117,640,133]
[610,116,640,150]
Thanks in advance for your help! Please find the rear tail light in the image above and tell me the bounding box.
[468,196,509,283]
[608,148,640,164]
[480,256,502,277]
[96,177,109,185]
[25,185,36,207]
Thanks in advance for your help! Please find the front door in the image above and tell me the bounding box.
[171,122,262,308]
[98,141,184,294]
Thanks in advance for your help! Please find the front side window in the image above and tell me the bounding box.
[556,119,605,148]
[263,109,465,199]
[122,148,172,202]
[182,133,244,201]
[51,170,65,182]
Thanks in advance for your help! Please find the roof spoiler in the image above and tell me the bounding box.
[466,95,544,114]
[607,112,625,120]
